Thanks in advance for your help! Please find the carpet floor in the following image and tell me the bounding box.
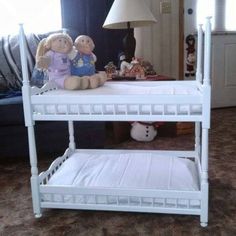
[0,108,235,236]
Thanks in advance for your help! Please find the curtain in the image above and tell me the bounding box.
[60,0,126,71]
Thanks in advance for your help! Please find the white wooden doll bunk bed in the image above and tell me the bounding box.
[19,18,212,227]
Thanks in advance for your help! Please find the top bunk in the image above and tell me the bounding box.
[19,18,212,125]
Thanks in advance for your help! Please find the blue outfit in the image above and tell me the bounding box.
[71,53,95,76]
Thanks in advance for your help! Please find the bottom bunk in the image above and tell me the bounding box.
[37,149,208,226]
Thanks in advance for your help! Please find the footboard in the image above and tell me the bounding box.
[40,186,202,216]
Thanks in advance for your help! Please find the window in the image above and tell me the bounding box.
[196,0,236,31]
[197,0,215,29]
[0,0,61,35]
[225,0,236,31]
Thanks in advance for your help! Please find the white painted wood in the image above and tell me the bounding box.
[19,24,41,217]
[200,181,209,227]
[195,122,201,157]
[18,18,211,227]
[28,126,41,218]
[203,17,212,86]
[200,128,209,227]
[41,202,201,216]
[68,121,76,150]
[196,25,203,83]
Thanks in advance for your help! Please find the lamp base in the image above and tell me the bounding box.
[122,29,136,62]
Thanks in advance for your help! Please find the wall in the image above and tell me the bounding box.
[135,0,180,79]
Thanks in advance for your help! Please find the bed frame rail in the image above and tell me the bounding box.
[31,102,204,122]
[18,17,212,227]
[40,186,202,216]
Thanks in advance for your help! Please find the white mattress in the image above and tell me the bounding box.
[39,82,201,96]
[33,82,202,115]
[48,151,199,191]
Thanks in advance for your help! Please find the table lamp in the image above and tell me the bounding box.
[103,0,157,63]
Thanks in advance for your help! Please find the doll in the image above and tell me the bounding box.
[185,34,196,77]
[69,35,107,89]
[35,33,89,90]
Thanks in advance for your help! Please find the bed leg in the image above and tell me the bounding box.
[195,122,201,158]
[27,126,42,218]
[68,121,76,150]
[200,222,208,227]
[35,213,42,218]
[19,23,42,217]
[200,128,209,227]
[200,181,209,227]
[30,176,42,218]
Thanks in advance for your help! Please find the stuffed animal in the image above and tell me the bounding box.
[130,122,158,142]
[35,33,91,90]
[35,33,107,90]
[69,35,107,89]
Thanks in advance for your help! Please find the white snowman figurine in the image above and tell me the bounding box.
[130,122,157,142]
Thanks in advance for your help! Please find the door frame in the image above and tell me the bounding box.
[179,0,184,80]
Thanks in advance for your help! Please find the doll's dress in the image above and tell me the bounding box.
[46,50,71,88]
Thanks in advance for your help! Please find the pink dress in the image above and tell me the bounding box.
[46,50,71,88]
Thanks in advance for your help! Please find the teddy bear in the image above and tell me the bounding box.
[130,121,158,142]
[35,33,107,90]
[69,35,107,89]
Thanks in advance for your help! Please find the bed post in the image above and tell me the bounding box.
[195,122,201,159]
[19,24,42,218]
[68,121,76,150]
[202,17,211,129]
[203,17,212,88]
[201,17,212,227]
[195,24,203,166]
[196,24,203,83]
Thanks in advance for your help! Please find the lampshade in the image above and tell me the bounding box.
[103,0,157,29]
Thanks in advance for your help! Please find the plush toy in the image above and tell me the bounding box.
[130,122,158,142]
[35,33,107,90]
[35,33,90,90]
[69,35,107,89]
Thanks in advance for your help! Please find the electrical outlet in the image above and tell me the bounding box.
[160,1,171,14]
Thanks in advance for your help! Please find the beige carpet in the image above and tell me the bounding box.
[0,108,235,235]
